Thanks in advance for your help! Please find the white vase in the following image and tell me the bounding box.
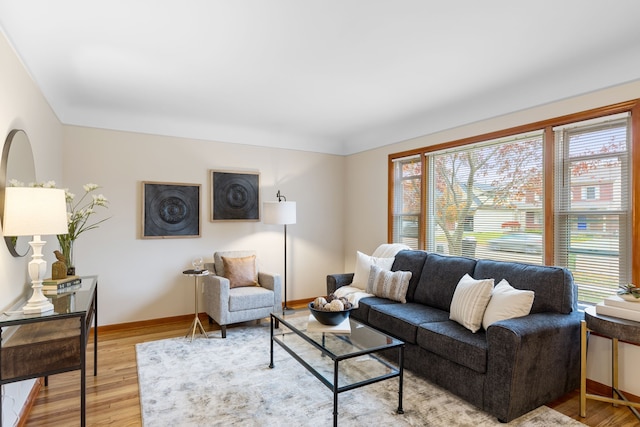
[620,293,640,302]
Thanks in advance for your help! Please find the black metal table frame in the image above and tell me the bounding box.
[269,313,404,426]
[0,277,97,427]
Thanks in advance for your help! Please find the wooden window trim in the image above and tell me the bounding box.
[388,99,640,282]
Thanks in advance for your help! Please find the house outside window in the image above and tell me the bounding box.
[390,106,634,304]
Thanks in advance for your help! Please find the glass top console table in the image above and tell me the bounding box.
[270,309,404,426]
[0,275,98,427]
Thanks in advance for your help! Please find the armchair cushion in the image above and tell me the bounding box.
[223,255,258,288]
[214,250,258,277]
[228,286,274,311]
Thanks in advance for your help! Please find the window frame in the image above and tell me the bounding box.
[388,99,640,288]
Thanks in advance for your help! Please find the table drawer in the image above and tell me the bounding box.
[1,317,81,380]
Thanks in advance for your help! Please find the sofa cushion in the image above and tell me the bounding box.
[352,251,395,290]
[228,286,274,311]
[350,296,397,323]
[366,265,411,303]
[473,259,575,314]
[368,303,449,344]
[413,253,477,311]
[417,320,489,373]
[449,274,493,333]
[390,250,428,302]
[482,279,535,330]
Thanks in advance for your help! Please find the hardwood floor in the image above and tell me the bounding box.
[24,315,639,426]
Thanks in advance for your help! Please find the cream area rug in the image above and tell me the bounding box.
[135,324,583,427]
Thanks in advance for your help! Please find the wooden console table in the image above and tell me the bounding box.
[0,275,98,427]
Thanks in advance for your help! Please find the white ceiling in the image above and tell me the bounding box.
[1,1,640,155]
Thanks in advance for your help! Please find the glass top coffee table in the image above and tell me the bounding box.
[270,310,404,426]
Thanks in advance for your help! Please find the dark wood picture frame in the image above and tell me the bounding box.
[210,170,260,221]
[142,181,201,238]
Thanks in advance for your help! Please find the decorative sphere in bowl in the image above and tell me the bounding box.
[308,302,353,325]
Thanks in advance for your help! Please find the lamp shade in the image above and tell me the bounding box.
[3,187,68,236]
[263,201,296,225]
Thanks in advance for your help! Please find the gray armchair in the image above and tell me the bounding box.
[203,250,282,338]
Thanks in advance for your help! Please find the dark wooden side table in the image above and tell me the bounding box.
[0,275,98,427]
[580,305,640,420]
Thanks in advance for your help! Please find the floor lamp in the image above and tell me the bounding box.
[263,190,296,312]
[2,187,69,314]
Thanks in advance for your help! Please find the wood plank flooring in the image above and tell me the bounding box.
[24,315,639,426]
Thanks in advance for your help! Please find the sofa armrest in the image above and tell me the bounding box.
[326,273,355,294]
[484,310,583,422]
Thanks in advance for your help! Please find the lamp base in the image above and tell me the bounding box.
[23,298,54,314]
[23,285,54,314]
[23,236,55,314]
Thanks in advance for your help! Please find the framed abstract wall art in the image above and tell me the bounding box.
[210,170,260,221]
[142,181,201,238]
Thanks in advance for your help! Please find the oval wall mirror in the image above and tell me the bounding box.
[0,129,37,257]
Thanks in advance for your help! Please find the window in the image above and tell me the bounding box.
[554,114,631,302]
[392,133,546,259]
[390,103,637,304]
[391,155,422,249]
[427,132,544,260]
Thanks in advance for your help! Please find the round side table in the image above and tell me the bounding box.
[183,269,210,341]
[580,305,640,420]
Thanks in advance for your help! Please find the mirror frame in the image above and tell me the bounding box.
[1,129,37,257]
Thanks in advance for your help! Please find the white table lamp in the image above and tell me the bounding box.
[263,190,296,311]
[3,187,69,314]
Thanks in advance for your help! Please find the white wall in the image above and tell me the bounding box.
[0,31,64,427]
[62,126,345,325]
[343,79,640,397]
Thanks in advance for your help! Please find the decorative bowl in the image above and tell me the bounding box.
[308,302,353,325]
[620,293,640,302]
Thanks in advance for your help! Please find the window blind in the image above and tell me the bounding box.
[554,113,631,302]
[391,155,422,249]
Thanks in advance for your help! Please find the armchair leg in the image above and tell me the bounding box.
[221,325,227,338]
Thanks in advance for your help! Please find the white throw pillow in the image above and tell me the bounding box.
[352,251,395,290]
[482,279,535,330]
[449,274,494,333]
[366,265,412,303]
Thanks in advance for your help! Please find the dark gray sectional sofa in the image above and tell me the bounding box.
[327,250,583,422]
